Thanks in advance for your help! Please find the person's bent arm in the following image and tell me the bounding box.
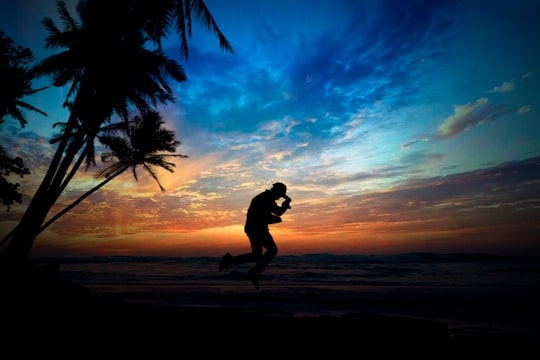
[272,197,291,216]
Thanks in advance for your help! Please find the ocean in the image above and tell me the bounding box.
[51,252,540,338]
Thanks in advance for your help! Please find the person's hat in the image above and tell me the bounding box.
[272,182,287,195]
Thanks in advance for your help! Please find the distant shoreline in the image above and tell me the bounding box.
[30,250,540,263]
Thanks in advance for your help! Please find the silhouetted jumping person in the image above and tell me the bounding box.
[219,182,292,289]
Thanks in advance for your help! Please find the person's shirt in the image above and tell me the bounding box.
[245,190,288,232]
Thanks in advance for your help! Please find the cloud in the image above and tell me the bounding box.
[518,105,531,114]
[489,80,514,93]
[302,156,540,231]
[436,98,507,139]
[401,140,421,149]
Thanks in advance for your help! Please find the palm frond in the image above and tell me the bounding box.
[57,0,79,32]
[96,109,187,191]
[14,100,48,117]
[190,0,234,54]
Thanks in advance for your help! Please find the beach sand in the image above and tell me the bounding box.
[2,263,537,357]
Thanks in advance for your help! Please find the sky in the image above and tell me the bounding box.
[1,0,539,258]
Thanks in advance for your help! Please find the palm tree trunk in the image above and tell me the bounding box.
[0,114,85,263]
[49,136,86,203]
[38,164,129,235]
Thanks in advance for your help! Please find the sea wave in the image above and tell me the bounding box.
[44,252,540,289]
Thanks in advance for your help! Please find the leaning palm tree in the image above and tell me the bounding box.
[1,1,184,262]
[1,0,233,264]
[38,110,186,235]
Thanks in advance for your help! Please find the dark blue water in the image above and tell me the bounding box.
[46,252,539,336]
[54,252,539,288]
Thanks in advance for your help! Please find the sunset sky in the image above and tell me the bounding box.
[1,0,539,258]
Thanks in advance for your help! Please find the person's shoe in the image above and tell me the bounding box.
[218,253,233,272]
[247,268,260,290]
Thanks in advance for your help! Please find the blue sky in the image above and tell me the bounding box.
[1,0,539,257]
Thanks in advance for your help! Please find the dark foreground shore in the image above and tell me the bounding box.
[2,264,537,357]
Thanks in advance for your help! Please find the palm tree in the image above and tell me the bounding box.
[0,31,47,211]
[1,0,233,264]
[0,31,48,127]
[38,110,186,234]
